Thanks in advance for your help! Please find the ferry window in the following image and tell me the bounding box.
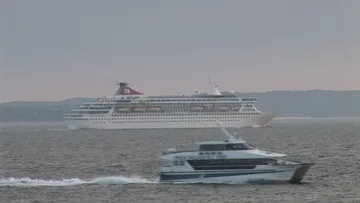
[199,144,226,151]
[225,144,254,150]
[187,158,271,168]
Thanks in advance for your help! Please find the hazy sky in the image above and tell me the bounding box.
[1,0,359,101]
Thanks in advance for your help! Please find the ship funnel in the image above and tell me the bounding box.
[208,78,221,95]
[115,82,144,95]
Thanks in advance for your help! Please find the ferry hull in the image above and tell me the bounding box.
[159,163,313,184]
[64,112,275,130]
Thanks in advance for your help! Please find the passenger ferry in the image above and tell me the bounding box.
[159,123,314,184]
[63,82,275,129]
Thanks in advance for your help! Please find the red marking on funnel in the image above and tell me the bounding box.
[115,82,144,95]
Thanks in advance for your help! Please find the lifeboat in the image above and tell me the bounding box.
[190,106,204,111]
[133,107,147,112]
[215,106,229,111]
[117,107,131,112]
[147,106,162,112]
[230,106,241,111]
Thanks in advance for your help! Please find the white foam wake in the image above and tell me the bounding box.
[23,128,70,132]
[0,176,157,187]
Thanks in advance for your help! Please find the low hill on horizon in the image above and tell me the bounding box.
[0,90,359,122]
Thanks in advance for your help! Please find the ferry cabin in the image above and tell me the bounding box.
[161,141,284,171]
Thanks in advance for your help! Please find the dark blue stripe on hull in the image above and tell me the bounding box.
[159,170,290,181]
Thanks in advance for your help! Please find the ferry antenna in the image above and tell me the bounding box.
[217,122,243,142]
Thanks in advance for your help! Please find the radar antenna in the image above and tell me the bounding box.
[114,80,120,96]
[208,76,218,87]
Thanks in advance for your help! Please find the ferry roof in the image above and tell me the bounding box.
[196,140,246,145]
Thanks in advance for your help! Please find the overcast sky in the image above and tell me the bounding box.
[1,0,359,101]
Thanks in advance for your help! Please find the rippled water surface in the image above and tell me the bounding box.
[1,118,360,203]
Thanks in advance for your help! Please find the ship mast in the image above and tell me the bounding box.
[217,122,244,142]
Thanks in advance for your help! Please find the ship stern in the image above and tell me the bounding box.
[252,112,276,127]
[289,163,315,184]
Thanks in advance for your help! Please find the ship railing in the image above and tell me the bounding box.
[162,150,198,155]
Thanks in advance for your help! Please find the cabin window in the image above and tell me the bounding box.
[187,158,272,170]
[225,143,254,150]
[199,144,226,151]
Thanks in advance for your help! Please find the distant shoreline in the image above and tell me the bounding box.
[1,90,360,121]
[2,89,360,104]
[1,117,359,125]
[274,117,360,120]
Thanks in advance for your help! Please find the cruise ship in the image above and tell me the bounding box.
[63,82,275,129]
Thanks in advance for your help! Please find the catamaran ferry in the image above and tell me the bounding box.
[159,123,314,184]
[63,82,275,129]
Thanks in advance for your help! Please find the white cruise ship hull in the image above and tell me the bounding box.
[64,112,275,130]
[159,163,313,184]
